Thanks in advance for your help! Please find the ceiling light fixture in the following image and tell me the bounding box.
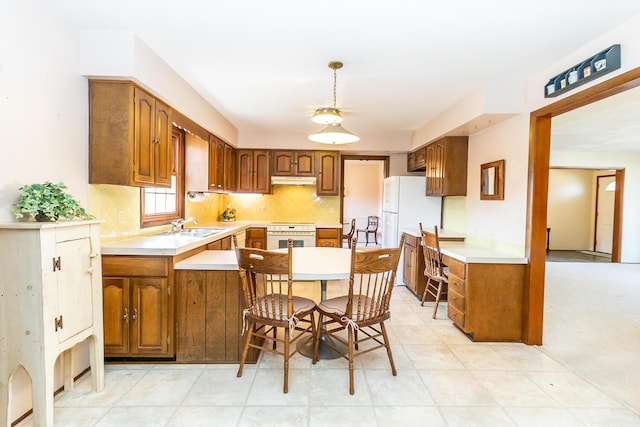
[309,61,359,144]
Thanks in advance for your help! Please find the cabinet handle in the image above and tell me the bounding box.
[86,267,93,274]
[123,308,129,322]
[89,253,99,258]
[54,315,63,331]
[132,308,137,321]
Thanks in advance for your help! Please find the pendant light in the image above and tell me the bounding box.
[309,61,359,144]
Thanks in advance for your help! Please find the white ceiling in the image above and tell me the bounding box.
[44,0,640,150]
[552,86,640,152]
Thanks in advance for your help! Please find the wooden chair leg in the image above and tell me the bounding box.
[347,326,355,395]
[283,328,290,393]
[380,322,397,376]
[432,283,443,319]
[237,322,254,378]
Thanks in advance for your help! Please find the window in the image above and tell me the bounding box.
[140,128,184,228]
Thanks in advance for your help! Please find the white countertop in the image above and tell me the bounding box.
[101,221,344,256]
[439,241,527,264]
[174,250,240,270]
[101,221,253,256]
[175,247,352,281]
[400,227,466,240]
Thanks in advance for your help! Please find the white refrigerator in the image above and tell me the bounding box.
[381,176,442,283]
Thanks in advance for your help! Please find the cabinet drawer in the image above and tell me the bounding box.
[102,256,169,277]
[316,228,340,239]
[448,272,466,295]
[448,289,465,311]
[444,256,466,279]
[448,304,465,330]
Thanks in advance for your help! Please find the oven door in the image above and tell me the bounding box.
[266,233,315,250]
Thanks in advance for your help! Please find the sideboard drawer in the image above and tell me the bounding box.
[444,256,466,279]
[448,288,465,312]
[448,304,465,330]
[448,272,466,295]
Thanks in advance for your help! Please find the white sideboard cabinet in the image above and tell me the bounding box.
[0,220,105,427]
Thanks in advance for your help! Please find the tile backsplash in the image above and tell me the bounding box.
[89,184,339,242]
[226,185,339,223]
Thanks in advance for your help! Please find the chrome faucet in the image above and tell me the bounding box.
[171,217,198,232]
[171,218,186,232]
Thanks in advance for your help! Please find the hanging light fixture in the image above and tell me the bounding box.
[309,61,359,144]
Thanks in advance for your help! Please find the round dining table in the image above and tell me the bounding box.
[277,246,352,359]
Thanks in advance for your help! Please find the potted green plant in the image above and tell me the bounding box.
[12,181,94,222]
[220,203,236,221]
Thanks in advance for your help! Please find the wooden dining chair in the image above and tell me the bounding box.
[419,223,448,318]
[312,235,404,394]
[342,218,356,248]
[235,239,317,393]
[356,215,380,246]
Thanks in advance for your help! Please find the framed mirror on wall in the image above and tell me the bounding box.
[481,159,504,200]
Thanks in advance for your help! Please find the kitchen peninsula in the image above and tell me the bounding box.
[99,221,342,361]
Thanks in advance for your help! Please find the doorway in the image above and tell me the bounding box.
[340,155,389,247]
[525,67,640,344]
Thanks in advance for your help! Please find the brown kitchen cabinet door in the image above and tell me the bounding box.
[208,136,225,192]
[224,143,236,192]
[425,136,467,196]
[272,150,315,176]
[130,277,171,356]
[103,277,131,355]
[236,150,271,194]
[316,151,339,195]
[152,98,173,187]
[246,227,266,249]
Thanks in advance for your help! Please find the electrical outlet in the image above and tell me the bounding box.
[118,210,125,224]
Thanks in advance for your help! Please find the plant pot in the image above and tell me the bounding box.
[35,212,57,222]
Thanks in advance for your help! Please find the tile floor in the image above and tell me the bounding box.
[16,262,640,427]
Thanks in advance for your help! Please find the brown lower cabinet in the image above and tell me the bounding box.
[245,227,266,249]
[316,227,341,247]
[445,255,524,342]
[102,256,174,357]
[175,269,259,363]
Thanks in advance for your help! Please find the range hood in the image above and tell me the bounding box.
[270,176,317,186]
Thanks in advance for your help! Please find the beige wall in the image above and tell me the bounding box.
[547,169,595,250]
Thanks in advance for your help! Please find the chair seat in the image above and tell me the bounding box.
[249,294,316,321]
[318,295,367,316]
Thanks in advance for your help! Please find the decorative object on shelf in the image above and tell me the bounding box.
[544,44,621,98]
[220,203,236,221]
[480,159,504,200]
[308,61,359,144]
[12,181,94,222]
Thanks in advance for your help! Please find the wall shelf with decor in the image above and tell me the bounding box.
[544,44,620,98]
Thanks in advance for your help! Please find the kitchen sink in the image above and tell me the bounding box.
[155,228,224,238]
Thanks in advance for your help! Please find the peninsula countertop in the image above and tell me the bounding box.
[175,247,353,281]
[439,241,527,264]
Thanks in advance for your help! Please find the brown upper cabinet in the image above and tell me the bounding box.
[236,149,271,194]
[271,150,315,176]
[208,135,226,192]
[89,80,173,188]
[425,136,468,196]
[316,151,340,196]
[407,146,427,172]
[185,133,236,193]
[224,143,237,192]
